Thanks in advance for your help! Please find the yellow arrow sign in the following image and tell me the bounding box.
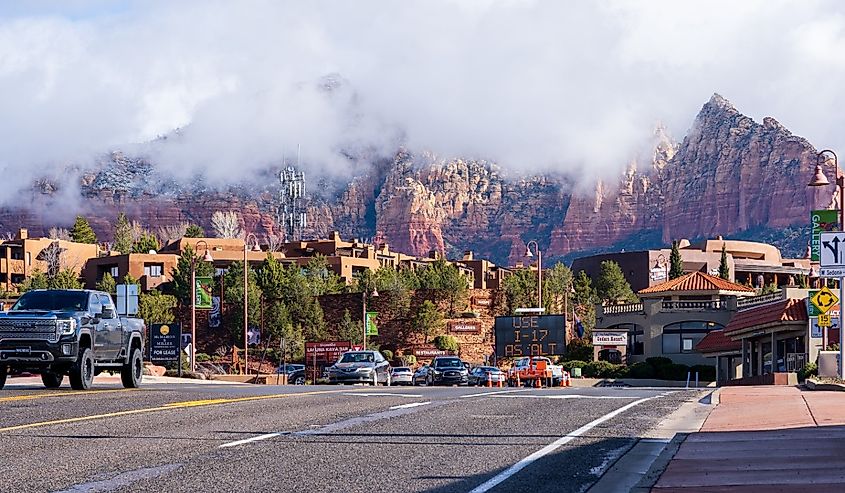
[811,286,839,315]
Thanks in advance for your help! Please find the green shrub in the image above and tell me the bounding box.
[401,354,417,367]
[432,335,460,352]
[658,363,691,381]
[645,357,672,369]
[629,361,656,379]
[564,338,593,362]
[583,361,627,378]
[195,353,211,363]
[560,360,589,372]
[797,362,818,382]
[689,364,716,381]
[381,349,394,362]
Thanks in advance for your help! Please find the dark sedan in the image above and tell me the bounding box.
[468,366,506,386]
[425,356,468,386]
[412,365,430,386]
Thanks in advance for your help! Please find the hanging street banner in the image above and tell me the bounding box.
[812,210,839,262]
[366,311,378,336]
[149,323,182,362]
[194,276,213,309]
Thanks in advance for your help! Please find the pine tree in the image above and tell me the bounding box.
[70,215,97,244]
[184,224,204,238]
[718,243,730,280]
[48,268,83,289]
[132,232,160,253]
[170,245,215,305]
[669,240,684,279]
[112,213,133,254]
[96,272,116,294]
[19,271,49,293]
[138,290,177,324]
[412,300,445,344]
[595,261,637,304]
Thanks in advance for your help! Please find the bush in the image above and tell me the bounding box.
[629,361,656,379]
[645,357,673,369]
[560,360,589,373]
[432,335,459,352]
[658,363,691,381]
[798,362,818,382]
[195,353,211,363]
[401,355,417,367]
[582,361,628,378]
[564,338,593,362]
[381,349,394,362]
[689,364,716,382]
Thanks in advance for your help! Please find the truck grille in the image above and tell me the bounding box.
[0,320,60,342]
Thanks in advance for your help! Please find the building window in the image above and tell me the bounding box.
[26,252,31,266]
[609,323,644,356]
[661,321,723,354]
[110,266,119,278]
[144,263,164,278]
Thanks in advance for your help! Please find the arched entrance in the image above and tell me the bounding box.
[598,348,622,364]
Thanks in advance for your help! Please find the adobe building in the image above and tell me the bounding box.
[593,272,756,366]
[0,229,99,292]
[84,252,180,291]
[571,237,810,293]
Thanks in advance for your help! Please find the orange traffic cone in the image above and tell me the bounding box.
[486,373,492,387]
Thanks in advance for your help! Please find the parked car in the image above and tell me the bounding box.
[426,356,469,386]
[468,366,506,386]
[287,367,306,385]
[412,365,430,386]
[390,366,413,386]
[508,356,563,387]
[326,350,391,386]
[275,363,305,375]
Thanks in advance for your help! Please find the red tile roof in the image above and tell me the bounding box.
[723,298,807,336]
[639,271,756,295]
[696,330,741,354]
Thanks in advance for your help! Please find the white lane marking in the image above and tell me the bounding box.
[459,389,527,399]
[343,392,422,398]
[468,397,654,493]
[389,401,431,410]
[219,432,284,448]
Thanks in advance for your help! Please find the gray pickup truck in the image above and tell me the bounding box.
[0,289,146,390]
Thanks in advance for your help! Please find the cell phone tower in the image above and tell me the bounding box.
[278,146,307,241]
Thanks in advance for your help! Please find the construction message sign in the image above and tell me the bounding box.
[494,315,566,358]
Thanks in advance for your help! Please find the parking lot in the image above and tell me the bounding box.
[0,378,705,493]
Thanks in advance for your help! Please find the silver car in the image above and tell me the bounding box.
[390,367,413,386]
[327,351,392,386]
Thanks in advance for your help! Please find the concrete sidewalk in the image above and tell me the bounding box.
[652,386,845,491]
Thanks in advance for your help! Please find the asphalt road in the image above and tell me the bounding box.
[0,377,706,493]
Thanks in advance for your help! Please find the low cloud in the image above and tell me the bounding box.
[2,0,845,197]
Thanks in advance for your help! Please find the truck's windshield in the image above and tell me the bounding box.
[11,291,89,311]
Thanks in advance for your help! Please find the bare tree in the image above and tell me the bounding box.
[211,211,243,239]
[264,233,285,252]
[48,227,71,241]
[157,222,190,245]
[37,242,64,278]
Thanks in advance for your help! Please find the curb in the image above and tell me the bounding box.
[805,377,845,391]
[630,433,688,492]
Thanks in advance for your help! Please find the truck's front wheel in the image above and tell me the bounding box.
[69,348,94,390]
[121,347,143,389]
[41,371,64,389]
[0,365,6,390]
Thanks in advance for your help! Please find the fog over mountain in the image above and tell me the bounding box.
[2,0,845,198]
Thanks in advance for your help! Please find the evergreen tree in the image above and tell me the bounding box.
[70,215,97,244]
[19,270,49,293]
[170,245,215,305]
[669,240,684,279]
[353,269,377,295]
[336,308,364,345]
[595,261,637,304]
[543,262,573,314]
[257,252,287,299]
[138,290,177,324]
[304,255,344,295]
[503,268,537,314]
[223,260,264,339]
[718,243,730,280]
[132,232,160,253]
[572,270,598,335]
[112,213,133,254]
[96,272,116,294]
[184,224,204,238]
[48,268,83,289]
[412,300,445,344]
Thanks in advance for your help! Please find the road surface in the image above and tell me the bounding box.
[0,378,705,493]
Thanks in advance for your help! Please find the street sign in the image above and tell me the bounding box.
[149,323,182,363]
[812,210,839,262]
[819,313,832,327]
[365,312,378,336]
[811,287,839,314]
[494,315,566,358]
[810,316,839,338]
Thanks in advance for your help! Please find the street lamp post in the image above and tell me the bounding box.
[525,241,542,309]
[808,149,845,379]
[362,287,379,350]
[243,233,261,375]
[190,240,213,373]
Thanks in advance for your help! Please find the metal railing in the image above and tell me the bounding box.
[737,291,783,309]
[785,353,808,372]
[661,300,726,311]
[601,303,644,315]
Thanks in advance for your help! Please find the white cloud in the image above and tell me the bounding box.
[1,0,845,197]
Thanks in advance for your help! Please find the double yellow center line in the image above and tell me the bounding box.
[0,389,354,433]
